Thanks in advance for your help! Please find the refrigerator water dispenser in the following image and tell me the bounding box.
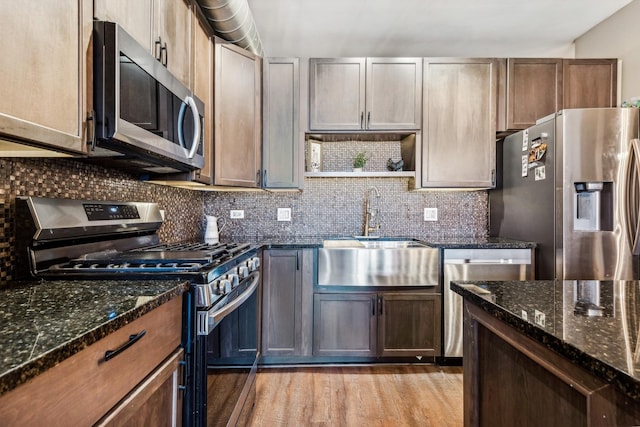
[573,182,613,231]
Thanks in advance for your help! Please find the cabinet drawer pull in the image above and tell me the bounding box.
[104,330,146,361]
[378,296,383,315]
[360,112,364,129]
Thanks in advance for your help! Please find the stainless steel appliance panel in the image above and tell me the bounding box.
[443,248,532,358]
[93,21,204,173]
[490,108,640,281]
[558,108,639,279]
[491,119,556,279]
[318,246,440,287]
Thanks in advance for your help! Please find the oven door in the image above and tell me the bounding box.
[195,271,260,427]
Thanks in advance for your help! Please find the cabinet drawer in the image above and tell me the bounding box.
[0,296,182,426]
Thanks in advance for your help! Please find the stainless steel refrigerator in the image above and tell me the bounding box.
[490,108,640,280]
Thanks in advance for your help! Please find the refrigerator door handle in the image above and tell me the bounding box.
[626,139,640,255]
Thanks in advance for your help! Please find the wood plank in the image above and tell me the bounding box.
[247,365,463,426]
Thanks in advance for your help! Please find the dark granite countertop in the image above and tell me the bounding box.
[451,280,640,401]
[0,279,188,396]
[424,236,536,249]
[226,235,535,250]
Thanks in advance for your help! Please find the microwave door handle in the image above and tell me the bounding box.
[178,96,202,159]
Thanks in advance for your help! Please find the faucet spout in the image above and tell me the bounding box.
[363,187,381,236]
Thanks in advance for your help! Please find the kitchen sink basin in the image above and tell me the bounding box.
[322,238,428,249]
[318,238,439,287]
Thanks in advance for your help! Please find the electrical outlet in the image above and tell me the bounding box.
[423,208,438,221]
[230,210,244,219]
[534,309,546,327]
[277,208,292,221]
[521,310,528,321]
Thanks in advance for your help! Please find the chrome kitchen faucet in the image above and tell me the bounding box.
[363,186,381,236]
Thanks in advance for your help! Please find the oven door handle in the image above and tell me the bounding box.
[199,272,259,335]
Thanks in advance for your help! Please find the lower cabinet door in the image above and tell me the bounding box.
[97,348,184,427]
[313,293,377,357]
[378,293,441,357]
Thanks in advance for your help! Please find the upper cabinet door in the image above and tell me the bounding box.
[563,59,617,109]
[94,0,192,89]
[214,42,262,188]
[505,58,563,131]
[366,58,422,130]
[93,0,154,51]
[191,15,213,185]
[153,0,192,89]
[263,58,301,189]
[308,57,422,131]
[422,58,498,188]
[0,0,91,154]
[309,58,366,131]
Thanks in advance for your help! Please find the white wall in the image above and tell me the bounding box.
[575,0,640,102]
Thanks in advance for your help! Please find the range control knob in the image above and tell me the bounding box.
[215,279,231,294]
[237,265,249,278]
[250,256,261,269]
[226,273,240,289]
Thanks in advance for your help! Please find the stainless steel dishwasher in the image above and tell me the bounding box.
[443,248,533,358]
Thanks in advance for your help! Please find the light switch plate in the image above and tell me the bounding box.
[230,210,244,219]
[424,208,438,221]
[277,208,292,221]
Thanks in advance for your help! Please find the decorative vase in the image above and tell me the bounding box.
[352,167,363,172]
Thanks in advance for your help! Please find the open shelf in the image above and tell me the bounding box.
[305,171,415,178]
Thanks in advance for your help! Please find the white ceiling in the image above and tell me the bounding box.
[247,0,633,58]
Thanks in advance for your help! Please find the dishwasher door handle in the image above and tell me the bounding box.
[445,259,528,265]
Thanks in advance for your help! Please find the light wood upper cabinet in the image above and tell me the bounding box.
[563,59,617,109]
[309,57,422,131]
[503,58,563,131]
[191,14,214,184]
[93,0,154,51]
[94,0,192,89]
[421,58,499,188]
[153,0,192,88]
[263,58,301,188]
[497,58,618,132]
[0,0,91,154]
[214,41,262,187]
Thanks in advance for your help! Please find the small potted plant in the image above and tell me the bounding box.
[353,151,368,172]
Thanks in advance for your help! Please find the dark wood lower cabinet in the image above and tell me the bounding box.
[261,249,314,358]
[463,301,640,427]
[378,293,441,357]
[313,292,441,358]
[313,293,378,357]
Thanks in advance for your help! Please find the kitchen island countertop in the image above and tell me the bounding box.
[451,279,640,402]
[0,279,188,396]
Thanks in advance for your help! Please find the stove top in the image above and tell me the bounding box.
[44,242,256,281]
[15,197,261,311]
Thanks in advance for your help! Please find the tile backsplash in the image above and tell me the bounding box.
[0,158,204,284]
[205,178,488,240]
[0,154,490,284]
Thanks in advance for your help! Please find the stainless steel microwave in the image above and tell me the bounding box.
[92,21,204,174]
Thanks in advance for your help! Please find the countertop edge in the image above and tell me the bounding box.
[451,281,640,402]
[0,282,188,397]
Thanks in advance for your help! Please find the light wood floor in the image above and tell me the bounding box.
[246,365,463,427]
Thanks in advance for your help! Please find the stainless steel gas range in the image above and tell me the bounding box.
[15,196,261,427]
